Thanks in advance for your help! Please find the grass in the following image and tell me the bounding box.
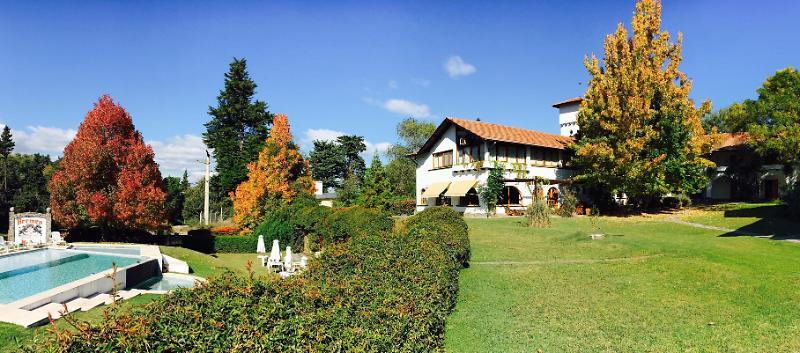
[679,201,800,239]
[444,214,800,352]
[0,294,159,351]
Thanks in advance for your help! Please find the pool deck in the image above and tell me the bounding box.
[0,244,163,327]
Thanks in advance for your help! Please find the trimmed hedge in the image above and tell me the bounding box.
[183,229,258,253]
[385,199,416,216]
[404,206,471,267]
[28,206,469,352]
[322,205,394,244]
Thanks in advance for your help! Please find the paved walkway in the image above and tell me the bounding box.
[667,217,800,243]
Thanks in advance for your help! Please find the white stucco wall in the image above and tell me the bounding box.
[415,126,576,215]
[558,103,580,137]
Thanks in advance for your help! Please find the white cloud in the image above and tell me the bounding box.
[444,55,476,78]
[383,99,431,118]
[412,78,431,87]
[147,134,210,181]
[0,124,77,157]
[388,80,399,89]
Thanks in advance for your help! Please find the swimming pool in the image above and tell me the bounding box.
[0,249,141,304]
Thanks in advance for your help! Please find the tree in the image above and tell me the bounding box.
[336,135,367,180]
[49,96,167,231]
[182,181,204,224]
[571,0,713,207]
[309,140,345,190]
[359,154,392,209]
[478,163,504,216]
[386,118,436,198]
[164,175,187,225]
[334,173,361,207]
[702,102,753,133]
[231,114,314,232]
[0,126,14,192]
[745,67,800,163]
[204,58,273,196]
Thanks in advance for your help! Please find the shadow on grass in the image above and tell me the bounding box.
[718,204,800,240]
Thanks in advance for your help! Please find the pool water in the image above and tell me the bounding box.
[132,274,200,291]
[70,245,141,256]
[0,249,140,304]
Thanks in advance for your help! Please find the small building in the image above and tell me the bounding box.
[313,181,337,207]
[553,97,582,137]
[412,117,576,215]
[705,132,795,200]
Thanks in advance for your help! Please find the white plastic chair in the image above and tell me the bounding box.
[51,231,66,246]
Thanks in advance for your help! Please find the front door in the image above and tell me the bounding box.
[764,179,779,200]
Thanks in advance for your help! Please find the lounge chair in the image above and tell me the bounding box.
[51,231,66,246]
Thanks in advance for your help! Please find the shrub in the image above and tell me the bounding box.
[404,206,470,267]
[558,189,578,217]
[661,193,692,209]
[183,229,259,253]
[526,199,551,228]
[28,204,468,352]
[323,206,394,245]
[783,180,800,218]
[210,225,239,236]
[385,199,416,216]
[251,196,333,251]
[252,206,297,248]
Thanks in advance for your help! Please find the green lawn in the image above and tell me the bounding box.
[444,215,800,352]
[680,202,800,239]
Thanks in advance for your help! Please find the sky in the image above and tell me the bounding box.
[1,0,798,180]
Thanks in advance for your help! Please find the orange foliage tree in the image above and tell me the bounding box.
[49,95,167,231]
[231,114,314,232]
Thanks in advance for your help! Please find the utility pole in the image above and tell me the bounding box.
[201,150,211,226]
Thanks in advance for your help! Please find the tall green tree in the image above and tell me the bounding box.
[0,126,15,192]
[163,174,188,225]
[386,118,436,198]
[478,163,504,216]
[336,135,366,179]
[359,154,392,209]
[746,67,800,163]
[309,140,345,190]
[204,58,273,196]
[571,0,713,207]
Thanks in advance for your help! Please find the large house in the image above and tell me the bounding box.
[414,97,795,214]
[413,99,582,215]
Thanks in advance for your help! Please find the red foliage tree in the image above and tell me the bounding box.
[49,95,167,231]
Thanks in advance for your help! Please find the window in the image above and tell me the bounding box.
[495,144,526,163]
[458,145,482,164]
[497,186,522,205]
[458,188,480,206]
[432,150,453,169]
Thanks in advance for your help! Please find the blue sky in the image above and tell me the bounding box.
[1,0,798,179]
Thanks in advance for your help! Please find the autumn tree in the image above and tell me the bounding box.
[204,58,273,195]
[231,114,314,231]
[49,96,167,231]
[572,0,713,207]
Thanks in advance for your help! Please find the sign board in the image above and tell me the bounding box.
[8,208,52,245]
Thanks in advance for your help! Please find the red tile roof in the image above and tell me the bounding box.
[712,132,749,151]
[445,117,574,150]
[552,97,583,108]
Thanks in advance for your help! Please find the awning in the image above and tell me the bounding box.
[444,180,478,197]
[422,181,451,198]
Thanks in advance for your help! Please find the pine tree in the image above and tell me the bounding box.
[359,153,392,209]
[231,114,314,232]
[572,0,714,207]
[0,126,15,192]
[336,135,367,180]
[49,96,166,231]
[204,58,273,196]
[309,140,345,190]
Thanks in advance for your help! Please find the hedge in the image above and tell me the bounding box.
[322,205,394,245]
[28,206,469,352]
[404,206,471,267]
[183,229,258,253]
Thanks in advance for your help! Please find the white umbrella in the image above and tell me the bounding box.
[284,246,294,272]
[270,240,281,262]
[256,235,266,254]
